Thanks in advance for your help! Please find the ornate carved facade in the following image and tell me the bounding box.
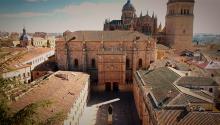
[56,31,156,91]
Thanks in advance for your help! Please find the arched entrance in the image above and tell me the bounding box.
[105,82,111,92]
[113,82,119,92]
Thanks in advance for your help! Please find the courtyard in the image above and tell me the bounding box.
[79,91,141,125]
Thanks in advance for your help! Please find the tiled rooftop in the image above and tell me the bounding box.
[10,71,89,124]
[57,31,154,42]
[137,67,215,108]
[19,47,54,62]
[0,47,54,73]
[157,110,220,125]
[138,67,181,106]
[176,76,219,86]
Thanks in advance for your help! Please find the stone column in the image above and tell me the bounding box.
[132,40,137,73]
[82,41,87,72]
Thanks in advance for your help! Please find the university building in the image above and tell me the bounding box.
[56,31,156,91]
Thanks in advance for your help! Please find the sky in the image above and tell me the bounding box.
[0,0,219,34]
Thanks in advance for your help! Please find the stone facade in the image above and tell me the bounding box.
[165,0,195,51]
[31,36,56,48]
[56,31,156,91]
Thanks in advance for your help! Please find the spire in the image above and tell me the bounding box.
[152,11,154,18]
[127,0,130,3]
[159,22,162,28]
[22,27,26,34]
[140,11,143,17]
[146,10,149,16]
[159,22,162,31]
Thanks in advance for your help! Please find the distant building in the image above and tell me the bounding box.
[10,32,20,40]
[10,71,90,125]
[0,31,9,38]
[104,0,195,51]
[46,36,56,48]
[19,28,56,48]
[31,36,55,48]
[19,28,32,48]
[31,37,47,47]
[12,40,20,47]
[33,32,47,39]
[133,67,220,125]
[56,31,156,91]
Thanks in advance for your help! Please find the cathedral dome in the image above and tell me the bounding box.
[20,28,31,42]
[122,0,135,11]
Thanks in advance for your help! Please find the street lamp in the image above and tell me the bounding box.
[65,36,76,70]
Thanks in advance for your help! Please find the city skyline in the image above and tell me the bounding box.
[0,0,219,34]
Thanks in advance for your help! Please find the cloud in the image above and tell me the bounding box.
[0,1,168,32]
[24,0,48,2]
[0,12,50,18]
[0,0,220,34]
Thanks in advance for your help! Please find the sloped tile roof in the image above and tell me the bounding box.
[67,31,152,42]
[176,76,219,86]
[10,71,89,124]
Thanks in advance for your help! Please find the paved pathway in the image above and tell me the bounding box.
[79,92,141,125]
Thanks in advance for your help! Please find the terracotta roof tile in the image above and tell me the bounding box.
[65,31,154,42]
[10,71,89,124]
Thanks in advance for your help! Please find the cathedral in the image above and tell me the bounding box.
[104,0,159,36]
[104,0,195,51]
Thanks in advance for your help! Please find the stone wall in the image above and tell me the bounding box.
[165,2,194,51]
[56,39,156,91]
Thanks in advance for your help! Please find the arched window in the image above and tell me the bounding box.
[187,10,190,15]
[209,88,213,93]
[91,59,96,68]
[126,58,130,69]
[74,59,79,68]
[138,59,143,68]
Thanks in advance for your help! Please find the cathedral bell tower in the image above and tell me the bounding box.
[121,0,136,30]
[165,0,195,51]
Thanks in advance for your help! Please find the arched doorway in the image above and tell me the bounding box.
[105,82,111,92]
[113,82,119,92]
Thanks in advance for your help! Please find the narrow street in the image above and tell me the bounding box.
[79,92,141,125]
